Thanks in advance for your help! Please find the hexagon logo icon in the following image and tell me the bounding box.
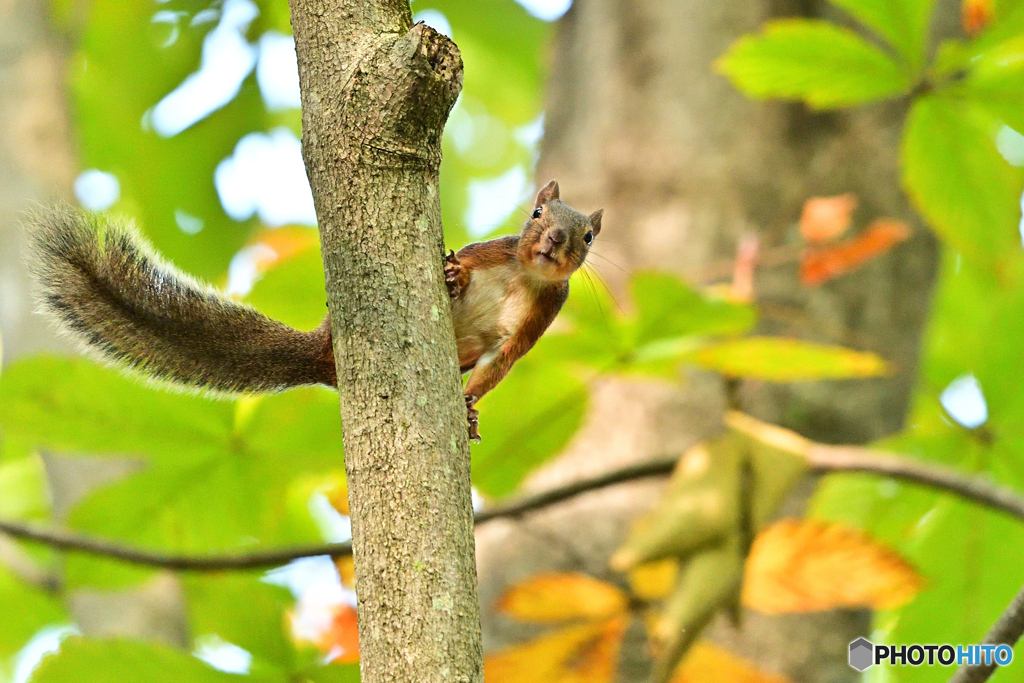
[849,638,874,671]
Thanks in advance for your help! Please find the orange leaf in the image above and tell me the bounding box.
[800,218,911,286]
[246,226,319,274]
[484,617,627,683]
[742,518,923,614]
[294,602,360,663]
[672,642,792,683]
[963,0,993,35]
[799,194,857,244]
[496,572,629,624]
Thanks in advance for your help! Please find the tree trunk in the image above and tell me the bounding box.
[0,0,74,360]
[477,0,960,680]
[286,2,483,681]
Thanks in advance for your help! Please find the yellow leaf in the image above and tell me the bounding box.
[496,572,629,624]
[484,617,627,683]
[689,337,889,381]
[672,642,792,683]
[335,556,355,590]
[629,559,679,602]
[743,518,923,614]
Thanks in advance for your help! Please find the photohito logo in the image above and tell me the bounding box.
[848,638,1013,672]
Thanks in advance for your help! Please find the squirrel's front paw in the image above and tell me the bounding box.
[465,395,481,443]
[444,250,467,299]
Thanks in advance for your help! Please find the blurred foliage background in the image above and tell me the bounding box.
[0,0,1023,681]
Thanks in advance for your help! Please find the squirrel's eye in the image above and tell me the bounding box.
[532,207,543,219]
[584,231,594,245]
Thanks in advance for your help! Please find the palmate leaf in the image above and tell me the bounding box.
[28,638,252,683]
[902,95,1023,270]
[717,19,911,108]
[828,0,936,73]
[0,356,343,588]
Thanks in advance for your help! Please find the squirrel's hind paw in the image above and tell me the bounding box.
[465,395,481,443]
[444,250,467,299]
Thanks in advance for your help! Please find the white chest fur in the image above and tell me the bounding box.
[453,265,534,354]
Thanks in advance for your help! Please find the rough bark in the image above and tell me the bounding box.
[286,2,482,682]
[476,0,960,680]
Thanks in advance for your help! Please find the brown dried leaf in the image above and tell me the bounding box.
[484,617,627,683]
[742,518,923,614]
[799,194,857,244]
[672,642,792,683]
[496,572,629,624]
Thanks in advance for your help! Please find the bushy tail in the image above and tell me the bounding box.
[24,206,336,394]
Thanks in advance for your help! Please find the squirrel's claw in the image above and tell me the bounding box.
[465,394,481,443]
[444,250,466,299]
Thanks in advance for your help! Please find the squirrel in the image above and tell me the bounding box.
[25,180,602,442]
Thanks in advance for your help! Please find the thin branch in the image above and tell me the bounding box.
[724,411,1024,524]
[0,459,678,571]
[4,413,1024,573]
[949,582,1024,683]
[0,519,354,571]
[805,445,1024,523]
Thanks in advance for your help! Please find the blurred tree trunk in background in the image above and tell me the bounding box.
[0,0,74,360]
[476,0,960,680]
[0,0,188,648]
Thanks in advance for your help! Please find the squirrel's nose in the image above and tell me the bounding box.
[548,228,567,245]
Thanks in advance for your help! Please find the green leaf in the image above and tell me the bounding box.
[631,272,755,346]
[828,0,936,73]
[964,35,1024,134]
[717,19,911,108]
[901,95,1023,269]
[184,574,296,673]
[0,455,49,521]
[418,0,551,247]
[64,390,341,588]
[471,345,588,498]
[299,663,361,683]
[810,249,1024,683]
[70,0,278,280]
[0,567,66,661]
[0,353,344,586]
[688,337,889,381]
[0,357,233,466]
[28,638,248,683]
[246,242,327,331]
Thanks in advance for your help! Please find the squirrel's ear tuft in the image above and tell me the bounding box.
[535,180,559,206]
[589,209,603,236]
